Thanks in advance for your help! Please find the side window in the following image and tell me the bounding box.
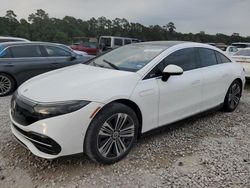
[44,46,71,57]
[0,48,12,58]
[11,45,42,58]
[198,48,217,67]
[216,51,231,64]
[144,48,198,79]
[124,39,131,45]
[164,48,198,71]
[114,39,123,46]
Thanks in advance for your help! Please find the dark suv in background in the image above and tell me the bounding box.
[0,42,93,96]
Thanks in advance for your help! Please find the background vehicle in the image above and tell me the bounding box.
[0,42,93,96]
[10,41,245,164]
[99,36,140,52]
[232,42,250,50]
[231,48,250,78]
[216,45,238,57]
[70,37,99,55]
[0,36,30,43]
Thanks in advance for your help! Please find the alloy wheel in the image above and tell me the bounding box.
[97,113,135,159]
[0,75,12,96]
[228,82,241,109]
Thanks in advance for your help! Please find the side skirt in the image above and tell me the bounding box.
[140,103,224,138]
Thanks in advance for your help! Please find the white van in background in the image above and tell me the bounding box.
[99,36,140,52]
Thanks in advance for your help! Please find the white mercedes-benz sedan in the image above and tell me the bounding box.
[10,41,245,164]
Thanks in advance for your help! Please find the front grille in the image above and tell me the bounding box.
[13,123,61,155]
[11,92,39,126]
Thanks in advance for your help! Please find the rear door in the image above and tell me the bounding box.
[7,45,51,84]
[41,45,79,69]
[198,48,232,111]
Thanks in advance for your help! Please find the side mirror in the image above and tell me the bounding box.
[162,64,183,81]
[70,54,77,61]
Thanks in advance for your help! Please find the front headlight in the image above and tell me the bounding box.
[33,100,90,118]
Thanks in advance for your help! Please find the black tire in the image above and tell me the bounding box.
[84,103,139,164]
[223,80,242,112]
[0,73,15,97]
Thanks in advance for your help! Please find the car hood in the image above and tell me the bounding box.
[18,64,141,103]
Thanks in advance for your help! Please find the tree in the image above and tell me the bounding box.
[166,22,176,33]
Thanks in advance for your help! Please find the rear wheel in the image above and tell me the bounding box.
[0,73,15,97]
[84,103,139,164]
[223,80,242,112]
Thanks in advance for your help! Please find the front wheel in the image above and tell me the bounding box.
[223,80,242,112]
[84,103,139,164]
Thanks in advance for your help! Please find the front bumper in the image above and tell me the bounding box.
[10,102,104,159]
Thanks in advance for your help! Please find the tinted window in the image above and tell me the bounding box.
[216,52,231,64]
[198,48,217,67]
[124,39,131,45]
[144,48,198,79]
[100,38,111,47]
[164,48,198,71]
[114,39,123,46]
[44,46,71,57]
[11,45,42,58]
[0,48,11,58]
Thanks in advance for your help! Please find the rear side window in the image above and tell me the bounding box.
[198,48,217,67]
[215,52,231,64]
[114,39,123,46]
[0,48,12,58]
[124,39,132,45]
[164,48,198,71]
[10,45,42,58]
[44,46,71,57]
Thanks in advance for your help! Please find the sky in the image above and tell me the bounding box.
[1,0,250,36]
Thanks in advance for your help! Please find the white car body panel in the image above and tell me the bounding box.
[19,64,141,103]
[231,56,250,78]
[10,42,246,159]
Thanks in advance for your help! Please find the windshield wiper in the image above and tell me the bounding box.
[103,59,120,70]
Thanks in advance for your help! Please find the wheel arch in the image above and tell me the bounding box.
[100,99,143,138]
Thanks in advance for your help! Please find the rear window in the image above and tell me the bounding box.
[10,45,42,58]
[100,38,111,47]
[232,44,250,49]
[234,49,250,56]
[215,52,231,64]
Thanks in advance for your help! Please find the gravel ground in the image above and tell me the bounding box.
[0,83,250,188]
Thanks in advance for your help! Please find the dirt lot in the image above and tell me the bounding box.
[0,83,250,188]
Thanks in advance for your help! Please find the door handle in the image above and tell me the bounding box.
[51,62,59,65]
[3,64,14,67]
[191,80,201,85]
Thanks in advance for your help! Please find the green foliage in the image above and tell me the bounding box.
[0,9,250,45]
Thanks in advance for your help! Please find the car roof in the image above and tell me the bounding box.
[0,41,64,48]
[132,41,186,49]
[0,36,29,41]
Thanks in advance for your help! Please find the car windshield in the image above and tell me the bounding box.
[234,49,250,56]
[87,44,167,72]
